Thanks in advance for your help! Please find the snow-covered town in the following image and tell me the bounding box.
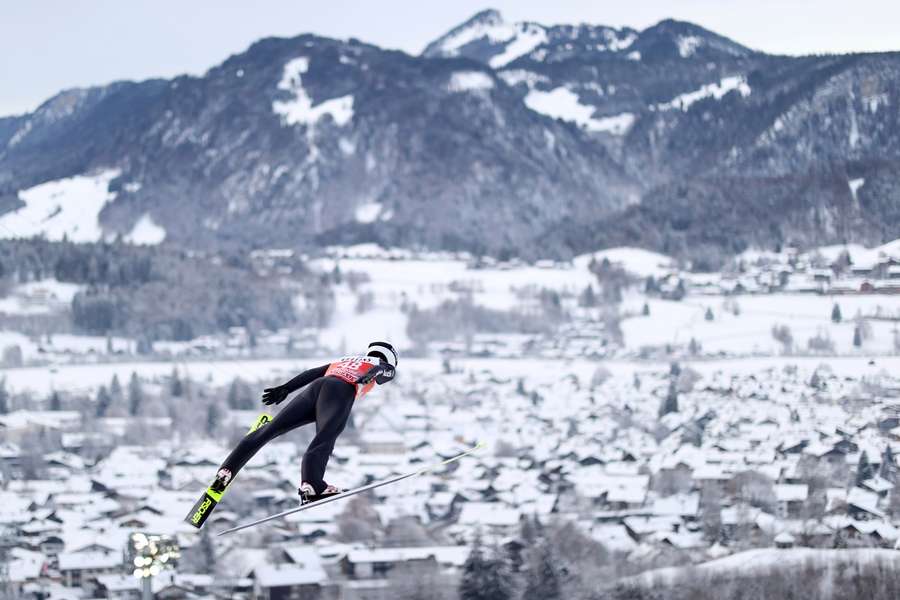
[4,241,900,599]
[5,355,900,598]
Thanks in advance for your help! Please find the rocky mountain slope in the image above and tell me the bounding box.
[2,9,899,264]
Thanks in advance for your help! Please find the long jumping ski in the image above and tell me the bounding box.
[217,441,485,536]
[185,413,272,529]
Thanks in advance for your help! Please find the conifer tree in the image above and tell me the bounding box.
[95,386,112,417]
[170,368,183,397]
[128,372,144,416]
[856,450,873,486]
[459,534,513,600]
[659,380,679,417]
[227,378,254,410]
[206,402,223,437]
[110,374,123,402]
[523,545,562,600]
[880,446,896,482]
[579,284,597,308]
[890,479,900,518]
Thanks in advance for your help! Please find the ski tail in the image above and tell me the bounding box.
[184,412,272,529]
[218,441,485,536]
[186,491,220,529]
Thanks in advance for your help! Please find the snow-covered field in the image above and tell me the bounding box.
[0,170,120,242]
[524,86,635,134]
[311,246,600,351]
[0,278,83,316]
[5,241,900,367]
[622,293,900,355]
[311,243,900,359]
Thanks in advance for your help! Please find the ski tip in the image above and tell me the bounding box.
[475,440,487,450]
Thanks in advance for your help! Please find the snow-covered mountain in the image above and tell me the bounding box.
[1,10,899,264]
[423,9,750,67]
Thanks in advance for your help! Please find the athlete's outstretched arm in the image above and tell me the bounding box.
[262,364,328,405]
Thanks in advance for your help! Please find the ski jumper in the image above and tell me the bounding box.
[218,356,388,494]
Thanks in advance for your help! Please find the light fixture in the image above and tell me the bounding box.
[127,532,180,581]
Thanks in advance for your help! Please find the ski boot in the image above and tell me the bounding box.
[211,468,233,494]
[299,482,344,505]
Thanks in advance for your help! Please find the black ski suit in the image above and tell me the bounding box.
[218,360,390,494]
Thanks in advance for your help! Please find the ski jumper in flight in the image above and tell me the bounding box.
[214,341,398,502]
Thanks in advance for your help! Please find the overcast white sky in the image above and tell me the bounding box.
[1,1,896,116]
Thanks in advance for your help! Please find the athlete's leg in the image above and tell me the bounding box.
[218,379,323,477]
[301,378,356,494]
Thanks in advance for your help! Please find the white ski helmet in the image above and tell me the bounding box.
[367,341,398,368]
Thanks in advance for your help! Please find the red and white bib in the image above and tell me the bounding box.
[325,355,380,398]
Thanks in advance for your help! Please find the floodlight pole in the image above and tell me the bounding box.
[142,574,152,600]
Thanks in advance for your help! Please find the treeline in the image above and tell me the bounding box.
[405,293,566,346]
[0,237,154,287]
[0,238,320,341]
[459,518,623,600]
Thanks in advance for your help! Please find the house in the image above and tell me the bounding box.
[94,574,140,599]
[456,502,521,537]
[425,491,462,521]
[830,517,900,547]
[57,551,122,588]
[649,493,700,519]
[568,466,649,509]
[61,432,115,455]
[0,410,82,439]
[44,452,86,479]
[846,487,885,520]
[861,476,894,498]
[623,516,682,542]
[0,442,22,476]
[774,532,795,548]
[692,464,730,496]
[38,534,65,557]
[773,484,808,518]
[604,475,650,509]
[341,546,468,579]
[655,530,706,550]
[155,573,221,599]
[252,562,329,600]
[7,548,45,596]
[590,524,638,553]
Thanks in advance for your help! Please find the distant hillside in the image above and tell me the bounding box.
[613,548,900,600]
[1,10,899,265]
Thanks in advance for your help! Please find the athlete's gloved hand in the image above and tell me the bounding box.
[375,366,395,385]
[357,364,396,386]
[262,386,289,406]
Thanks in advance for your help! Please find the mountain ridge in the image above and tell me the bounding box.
[1,11,899,265]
